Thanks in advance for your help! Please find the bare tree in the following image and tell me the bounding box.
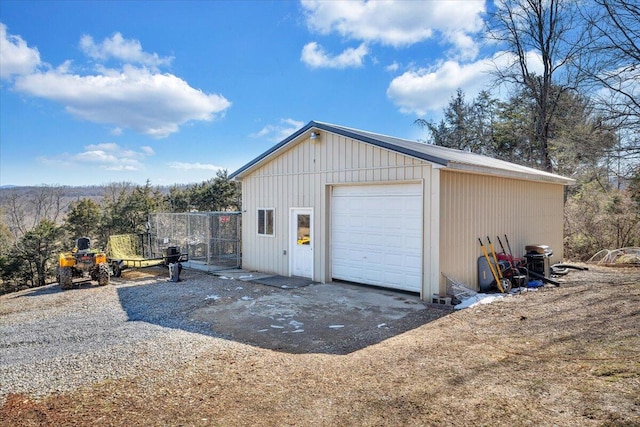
[582,0,640,129]
[488,0,585,172]
[4,186,67,239]
[580,0,640,181]
[0,187,67,289]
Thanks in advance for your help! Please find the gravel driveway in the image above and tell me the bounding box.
[0,267,442,400]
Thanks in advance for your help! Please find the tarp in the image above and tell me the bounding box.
[108,234,164,268]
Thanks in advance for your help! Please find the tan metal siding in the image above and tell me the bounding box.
[240,131,432,284]
[439,170,566,292]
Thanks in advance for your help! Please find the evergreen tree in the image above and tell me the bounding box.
[415,89,500,155]
[14,219,64,287]
[65,198,102,241]
[101,180,168,238]
[165,170,240,212]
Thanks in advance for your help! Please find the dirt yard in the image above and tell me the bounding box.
[1,265,639,426]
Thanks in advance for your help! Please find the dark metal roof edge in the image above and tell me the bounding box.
[313,122,449,166]
[229,121,575,185]
[230,120,449,179]
[229,122,317,179]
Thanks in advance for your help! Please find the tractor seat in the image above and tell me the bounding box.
[76,237,91,253]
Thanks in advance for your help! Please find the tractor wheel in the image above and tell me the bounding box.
[112,261,122,278]
[98,263,110,286]
[59,267,73,290]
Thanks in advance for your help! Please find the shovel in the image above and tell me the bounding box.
[487,236,512,293]
[478,238,510,293]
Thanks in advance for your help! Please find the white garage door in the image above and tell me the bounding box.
[331,183,423,292]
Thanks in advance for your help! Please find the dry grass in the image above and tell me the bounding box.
[2,265,639,426]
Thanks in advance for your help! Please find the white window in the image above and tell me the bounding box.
[257,208,274,236]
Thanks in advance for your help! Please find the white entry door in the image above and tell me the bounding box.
[290,208,313,278]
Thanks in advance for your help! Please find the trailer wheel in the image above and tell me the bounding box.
[98,263,110,286]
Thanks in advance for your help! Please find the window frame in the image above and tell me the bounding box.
[257,208,275,237]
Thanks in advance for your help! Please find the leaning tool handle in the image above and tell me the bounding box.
[496,236,508,259]
[496,235,516,270]
[486,236,504,279]
[504,234,524,268]
[478,238,504,292]
[504,234,515,261]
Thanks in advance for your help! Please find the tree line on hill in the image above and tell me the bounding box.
[0,170,240,294]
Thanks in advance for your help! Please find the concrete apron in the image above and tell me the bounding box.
[192,269,441,355]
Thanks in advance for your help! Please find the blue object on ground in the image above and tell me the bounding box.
[527,280,544,288]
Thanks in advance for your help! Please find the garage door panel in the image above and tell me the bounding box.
[381,236,404,249]
[331,183,423,293]
[405,235,423,248]
[382,253,405,266]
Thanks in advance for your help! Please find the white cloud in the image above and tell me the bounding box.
[70,142,153,171]
[14,64,231,138]
[387,59,493,116]
[250,118,304,142]
[75,149,119,164]
[0,23,41,80]
[38,142,153,175]
[167,162,224,171]
[445,30,479,61]
[386,50,543,116]
[85,142,119,151]
[74,150,141,171]
[301,42,368,69]
[140,146,155,156]
[385,62,400,73]
[105,164,139,171]
[80,33,173,68]
[301,0,485,57]
[3,28,231,137]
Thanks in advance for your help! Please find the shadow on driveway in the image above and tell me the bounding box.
[115,268,448,355]
[14,280,102,298]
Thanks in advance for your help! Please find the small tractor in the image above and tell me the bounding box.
[58,237,110,289]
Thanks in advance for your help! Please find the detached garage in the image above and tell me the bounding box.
[230,121,574,300]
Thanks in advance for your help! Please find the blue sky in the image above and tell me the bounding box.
[1,0,503,186]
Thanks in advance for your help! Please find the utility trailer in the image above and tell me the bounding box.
[108,233,188,277]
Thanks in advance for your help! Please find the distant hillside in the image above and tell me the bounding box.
[0,186,107,229]
[0,185,175,201]
[0,185,175,228]
[0,185,107,203]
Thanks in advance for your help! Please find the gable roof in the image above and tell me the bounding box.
[230,120,574,185]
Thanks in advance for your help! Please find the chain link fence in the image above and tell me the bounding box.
[148,212,241,271]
